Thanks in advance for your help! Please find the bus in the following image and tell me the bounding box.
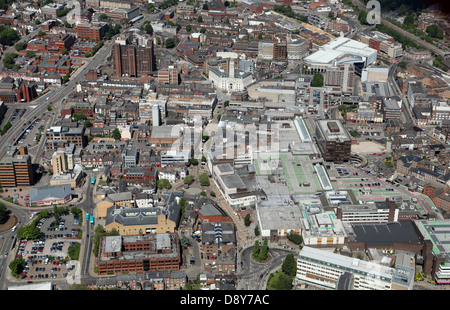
[91,177,96,185]
[86,212,89,220]
[90,215,94,225]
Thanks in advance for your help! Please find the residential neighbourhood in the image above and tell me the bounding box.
[0,0,448,298]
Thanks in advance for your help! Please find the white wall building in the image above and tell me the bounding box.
[296,246,415,290]
[209,59,253,92]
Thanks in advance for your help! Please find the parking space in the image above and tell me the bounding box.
[15,213,81,281]
[39,213,81,240]
[17,118,46,148]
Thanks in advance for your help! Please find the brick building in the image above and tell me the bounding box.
[76,22,108,41]
[113,42,155,77]
[96,234,181,275]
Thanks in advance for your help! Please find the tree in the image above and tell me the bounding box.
[16,224,43,240]
[157,179,171,189]
[62,72,70,84]
[252,240,260,258]
[37,30,46,37]
[143,22,153,35]
[178,197,188,216]
[72,111,87,122]
[199,173,210,186]
[287,231,302,245]
[398,61,407,69]
[83,119,93,128]
[311,73,324,87]
[0,202,8,224]
[190,157,198,165]
[197,16,203,23]
[254,225,260,236]
[281,253,297,278]
[266,271,293,290]
[180,234,191,249]
[9,258,25,278]
[184,175,195,185]
[112,128,121,140]
[165,37,175,48]
[403,14,415,26]
[258,237,269,261]
[1,121,11,136]
[200,27,206,34]
[26,50,35,58]
[244,213,251,226]
[185,24,192,32]
[3,52,17,69]
[357,11,368,25]
[14,42,27,51]
[426,24,444,39]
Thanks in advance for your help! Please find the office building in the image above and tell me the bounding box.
[45,125,85,151]
[296,246,414,290]
[96,234,181,275]
[76,22,108,41]
[336,199,398,223]
[315,120,352,163]
[382,98,401,121]
[0,147,33,188]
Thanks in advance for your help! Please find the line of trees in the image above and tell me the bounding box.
[273,5,308,23]
[158,0,178,10]
[252,238,269,262]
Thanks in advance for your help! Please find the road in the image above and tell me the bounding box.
[386,62,416,126]
[0,39,114,161]
[351,0,447,56]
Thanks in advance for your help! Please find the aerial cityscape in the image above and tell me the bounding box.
[0,0,449,295]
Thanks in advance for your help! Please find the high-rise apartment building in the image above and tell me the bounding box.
[113,42,155,77]
[324,63,356,94]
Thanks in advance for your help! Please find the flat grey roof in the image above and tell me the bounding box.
[351,221,422,246]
